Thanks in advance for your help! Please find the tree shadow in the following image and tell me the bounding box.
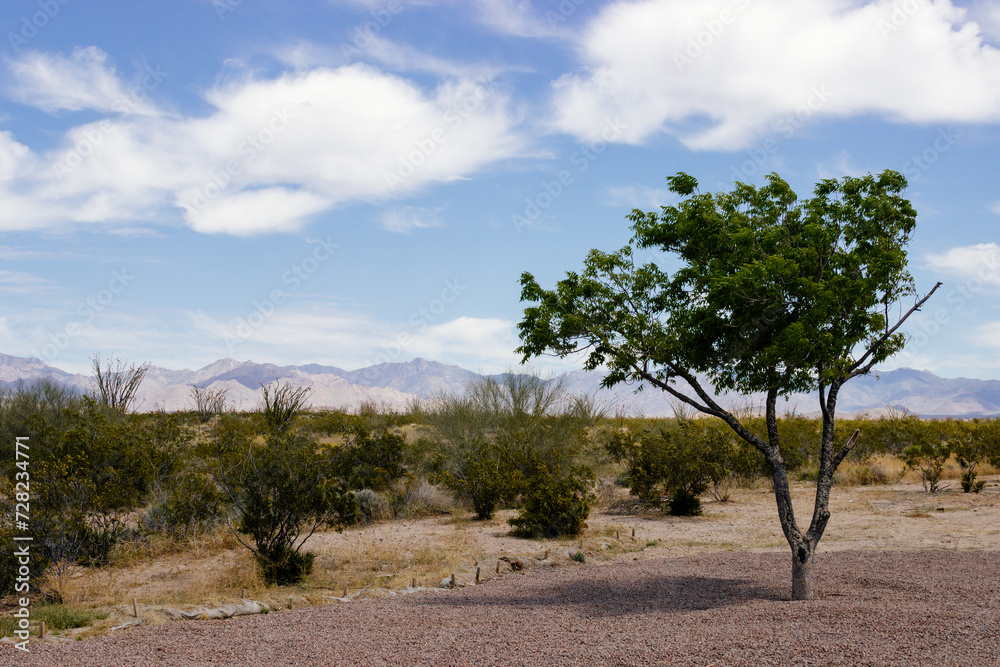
[423,571,785,618]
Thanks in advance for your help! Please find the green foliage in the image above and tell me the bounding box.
[947,419,992,493]
[571,551,586,563]
[425,373,599,520]
[518,170,919,398]
[143,472,226,534]
[332,427,406,492]
[605,417,754,510]
[508,467,593,538]
[212,407,359,585]
[667,487,702,516]
[901,440,951,493]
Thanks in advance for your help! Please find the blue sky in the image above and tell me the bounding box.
[1,0,999,377]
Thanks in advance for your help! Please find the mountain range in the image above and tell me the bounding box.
[1,353,999,418]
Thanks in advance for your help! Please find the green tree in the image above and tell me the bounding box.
[517,171,940,600]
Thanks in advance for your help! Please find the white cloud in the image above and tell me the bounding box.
[925,243,1000,285]
[552,0,1000,149]
[0,269,51,294]
[602,184,676,209]
[473,0,571,38]
[975,321,1000,349]
[992,201,1000,216]
[7,47,160,115]
[378,205,444,234]
[0,54,527,235]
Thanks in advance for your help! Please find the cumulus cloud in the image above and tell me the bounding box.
[925,243,1000,285]
[551,0,1000,149]
[0,51,527,235]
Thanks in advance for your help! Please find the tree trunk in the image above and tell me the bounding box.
[791,545,815,601]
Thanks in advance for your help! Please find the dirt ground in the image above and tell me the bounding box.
[20,473,997,643]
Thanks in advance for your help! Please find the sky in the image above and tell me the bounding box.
[0,0,999,378]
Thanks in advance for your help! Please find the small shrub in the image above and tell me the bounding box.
[509,469,593,539]
[389,479,455,518]
[354,489,393,525]
[667,486,702,516]
[254,547,316,586]
[571,551,586,563]
[901,442,951,493]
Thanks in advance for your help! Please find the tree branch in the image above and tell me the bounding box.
[849,282,942,377]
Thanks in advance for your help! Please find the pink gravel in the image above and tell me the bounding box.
[4,550,998,666]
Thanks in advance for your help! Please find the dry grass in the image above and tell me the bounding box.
[12,470,1000,641]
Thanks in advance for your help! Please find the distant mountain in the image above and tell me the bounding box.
[0,353,998,417]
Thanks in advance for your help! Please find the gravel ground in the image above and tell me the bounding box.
[4,550,998,666]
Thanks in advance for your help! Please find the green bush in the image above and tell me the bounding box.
[424,374,600,519]
[604,417,745,508]
[508,468,593,538]
[332,427,406,492]
[901,440,951,493]
[667,486,702,516]
[212,395,359,586]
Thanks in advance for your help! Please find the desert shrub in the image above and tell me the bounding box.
[425,373,599,519]
[432,440,523,520]
[143,472,226,534]
[388,478,455,518]
[332,427,406,492]
[509,467,593,538]
[354,489,393,524]
[212,406,359,586]
[901,440,951,493]
[604,416,747,511]
[189,385,229,424]
[90,354,149,413]
[948,419,992,493]
[667,486,702,516]
[259,381,311,437]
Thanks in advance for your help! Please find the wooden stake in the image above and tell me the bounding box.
[39,621,46,640]
[496,560,501,574]
[616,530,620,540]
[289,597,294,610]
[632,528,635,537]
[450,573,456,587]
[544,549,549,560]
[411,577,417,588]
[343,585,349,598]
[241,588,247,599]
[475,567,481,584]
[132,598,138,618]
